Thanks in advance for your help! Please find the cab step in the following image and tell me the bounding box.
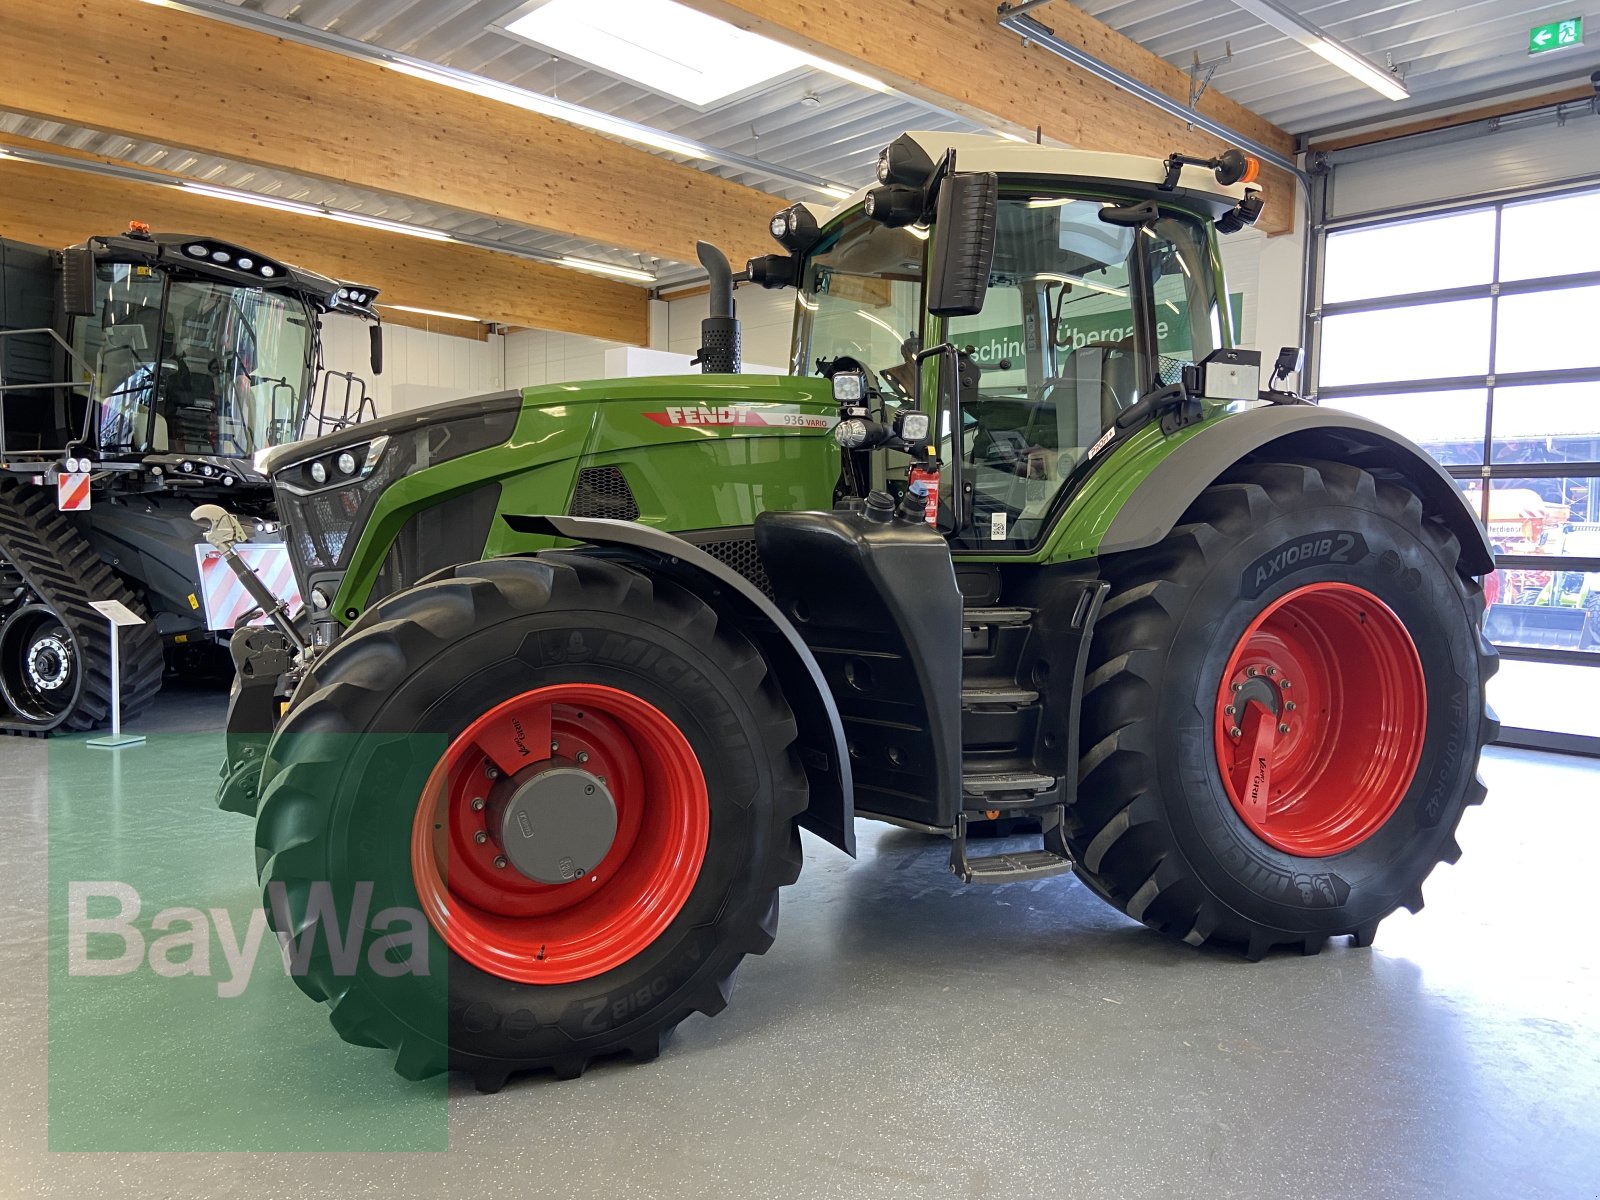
[957,849,1074,884]
[961,684,1040,709]
[961,607,1033,627]
[962,770,1055,798]
[950,806,1074,884]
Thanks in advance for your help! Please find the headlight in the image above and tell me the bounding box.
[769,203,821,253]
[272,402,518,580]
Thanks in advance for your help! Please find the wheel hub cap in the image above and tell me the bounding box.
[26,635,71,691]
[496,767,618,884]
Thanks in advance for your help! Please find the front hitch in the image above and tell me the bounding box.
[193,504,305,815]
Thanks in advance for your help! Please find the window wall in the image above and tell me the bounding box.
[1314,185,1600,750]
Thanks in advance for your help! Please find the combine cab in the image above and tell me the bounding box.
[0,224,381,733]
[211,133,1497,1089]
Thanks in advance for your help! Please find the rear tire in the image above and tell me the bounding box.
[1070,459,1496,958]
[254,553,806,1086]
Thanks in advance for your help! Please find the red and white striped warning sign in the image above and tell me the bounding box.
[57,472,92,513]
[193,543,304,632]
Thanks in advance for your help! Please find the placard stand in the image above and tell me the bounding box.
[85,600,146,750]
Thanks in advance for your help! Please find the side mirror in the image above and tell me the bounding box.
[927,171,998,318]
[369,323,384,376]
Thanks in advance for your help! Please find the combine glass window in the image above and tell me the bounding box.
[74,266,316,457]
[77,262,165,454]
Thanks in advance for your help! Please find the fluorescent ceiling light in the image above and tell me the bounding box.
[503,0,814,107]
[559,256,656,283]
[181,181,455,241]
[816,184,855,201]
[1228,0,1408,101]
[384,304,482,322]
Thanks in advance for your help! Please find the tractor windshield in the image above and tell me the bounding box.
[78,265,317,458]
[791,211,925,389]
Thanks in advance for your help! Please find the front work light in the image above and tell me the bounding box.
[831,370,867,403]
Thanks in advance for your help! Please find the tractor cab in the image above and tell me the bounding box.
[749,132,1265,551]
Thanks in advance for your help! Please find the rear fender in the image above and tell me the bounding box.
[503,514,856,857]
[1099,405,1494,575]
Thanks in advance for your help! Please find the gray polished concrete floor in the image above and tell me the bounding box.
[2,683,1597,1198]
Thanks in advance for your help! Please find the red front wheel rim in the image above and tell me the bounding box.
[1214,582,1427,857]
[411,684,709,984]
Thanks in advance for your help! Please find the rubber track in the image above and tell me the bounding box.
[1071,460,1498,960]
[0,478,163,735]
[253,553,808,1087]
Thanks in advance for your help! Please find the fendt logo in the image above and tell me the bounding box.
[644,405,834,430]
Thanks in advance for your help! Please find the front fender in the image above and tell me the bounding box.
[503,513,856,857]
[1096,404,1494,575]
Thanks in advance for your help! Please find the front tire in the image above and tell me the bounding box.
[1070,459,1497,958]
[254,554,806,1087]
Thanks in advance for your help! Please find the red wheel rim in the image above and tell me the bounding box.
[1213,582,1426,857]
[411,684,708,984]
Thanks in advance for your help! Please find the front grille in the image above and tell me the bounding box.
[568,466,640,521]
[369,483,502,604]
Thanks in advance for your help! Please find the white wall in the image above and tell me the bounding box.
[320,316,505,416]
[662,286,796,372]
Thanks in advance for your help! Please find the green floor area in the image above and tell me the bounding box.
[46,734,446,1152]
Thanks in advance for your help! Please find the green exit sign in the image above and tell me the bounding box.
[1529,16,1583,54]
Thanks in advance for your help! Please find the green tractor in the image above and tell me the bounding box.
[210,133,1497,1090]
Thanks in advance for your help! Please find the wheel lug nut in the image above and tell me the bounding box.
[551,740,559,752]
[493,856,507,869]
[1265,666,1277,677]
[470,797,485,811]
[1285,701,1297,711]
[577,751,589,764]
[1279,679,1291,690]
[1230,726,1242,738]
[1225,705,1237,716]
[1278,723,1291,734]
[1246,666,1258,677]
[473,830,488,844]
[484,764,500,780]
[1232,682,1243,693]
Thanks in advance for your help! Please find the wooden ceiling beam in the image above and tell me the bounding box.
[681,0,1298,235]
[8,0,782,267]
[0,148,649,345]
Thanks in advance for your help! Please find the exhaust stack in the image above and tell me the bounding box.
[695,241,741,374]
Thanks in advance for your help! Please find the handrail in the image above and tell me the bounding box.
[0,328,99,460]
